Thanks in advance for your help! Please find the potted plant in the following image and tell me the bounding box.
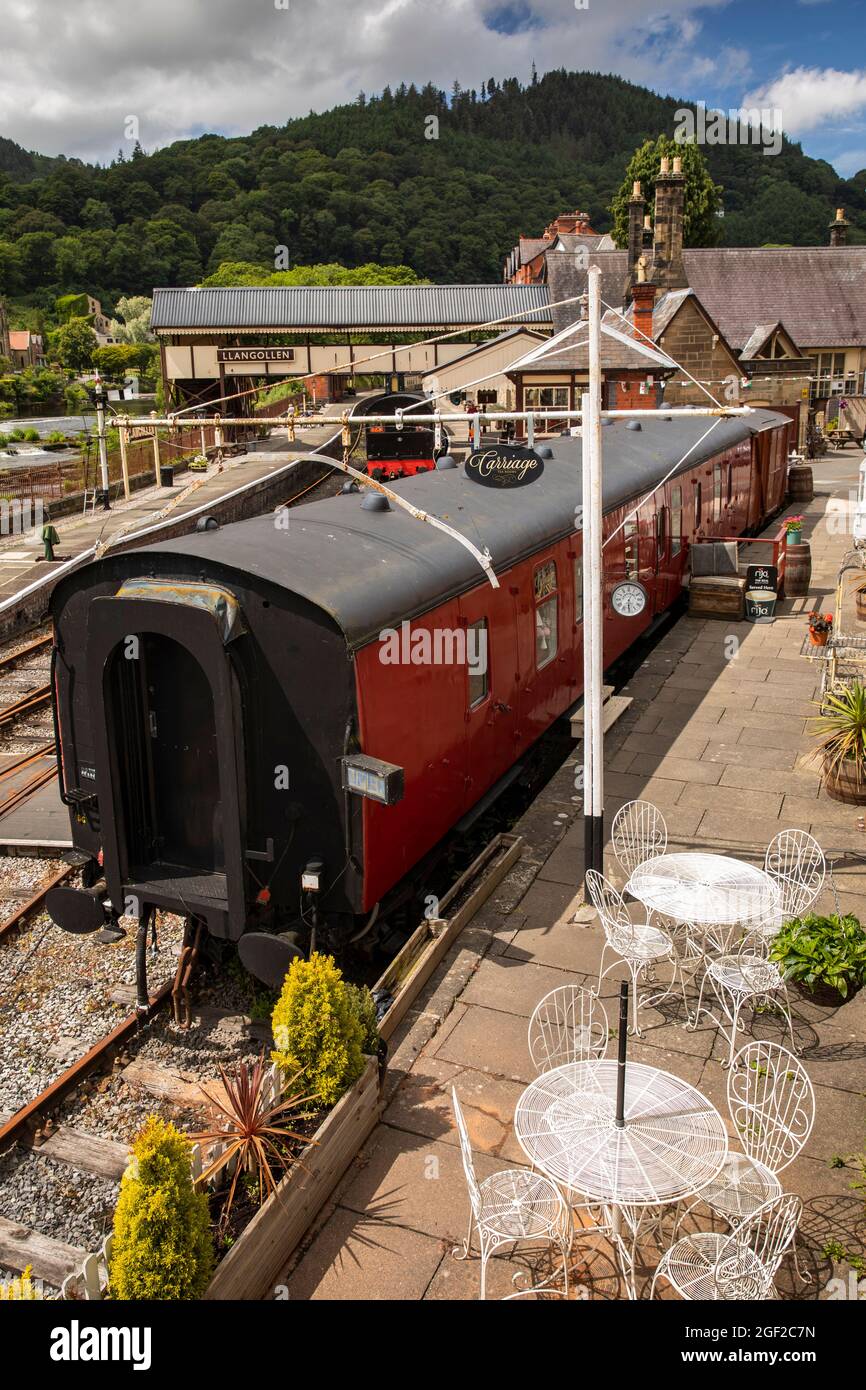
[770,912,866,1004]
[808,611,833,646]
[810,680,866,802]
[785,515,805,544]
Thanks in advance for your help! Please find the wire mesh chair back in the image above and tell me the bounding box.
[712,1193,803,1300]
[612,799,668,877]
[527,985,609,1073]
[451,1088,483,1222]
[764,829,825,922]
[728,1042,815,1175]
[585,868,639,954]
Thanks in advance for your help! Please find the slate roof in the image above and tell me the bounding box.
[546,246,866,349]
[151,285,552,333]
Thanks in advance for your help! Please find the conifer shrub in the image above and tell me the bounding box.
[109,1117,214,1300]
[271,952,368,1106]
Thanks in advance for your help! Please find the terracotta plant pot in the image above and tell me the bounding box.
[824,756,866,804]
[809,627,830,646]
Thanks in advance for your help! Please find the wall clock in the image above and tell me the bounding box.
[610,580,648,618]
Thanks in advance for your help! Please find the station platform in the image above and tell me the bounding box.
[0,423,339,613]
[277,449,866,1300]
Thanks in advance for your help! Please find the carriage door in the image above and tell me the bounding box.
[654,505,672,613]
[458,586,516,811]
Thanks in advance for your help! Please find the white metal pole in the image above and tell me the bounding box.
[94,376,111,509]
[585,265,604,880]
[581,388,594,874]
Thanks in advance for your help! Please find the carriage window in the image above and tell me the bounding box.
[656,508,667,555]
[623,519,639,580]
[671,486,683,556]
[713,465,722,521]
[694,481,702,531]
[726,464,733,506]
[468,619,489,708]
[534,560,558,669]
[574,557,583,622]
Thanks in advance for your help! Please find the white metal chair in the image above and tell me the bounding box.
[527,985,609,1074]
[451,1087,571,1300]
[612,799,667,879]
[690,931,797,1068]
[759,829,826,937]
[585,869,687,1037]
[676,1043,814,1273]
[651,1193,803,1300]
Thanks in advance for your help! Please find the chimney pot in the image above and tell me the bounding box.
[672,156,683,175]
[632,181,642,199]
[659,156,670,175]
[837,207,845,220]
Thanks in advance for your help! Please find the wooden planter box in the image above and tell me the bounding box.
[204,1055,381,1300]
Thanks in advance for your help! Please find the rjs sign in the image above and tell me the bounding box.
[465,445,544,488]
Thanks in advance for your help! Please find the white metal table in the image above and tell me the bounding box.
[626,851,780,952]
[514,1059,728,1297]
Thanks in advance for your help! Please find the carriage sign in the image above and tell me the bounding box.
[465,444,544,488]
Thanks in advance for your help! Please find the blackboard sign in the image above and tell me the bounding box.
[465,444,544,488]
[746,563,777,592]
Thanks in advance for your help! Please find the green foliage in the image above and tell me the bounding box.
[107,295,153,343]
[52,316,96,371]
[271,952,367,1106]
[610,135,723,248]
[0,72,862,299]
[770,913,866,999]
[93,342,157,380]
[55,291,91,322]
[810,682,866,789]
[346,982,379,1054]
[109,1116,214,1301]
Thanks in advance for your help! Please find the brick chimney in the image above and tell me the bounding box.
[623,180,645,304]
[829,207,849,247]
[652,156,687,290]
[631,257,657,345]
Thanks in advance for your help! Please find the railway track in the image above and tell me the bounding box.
[0,633,52,676]
[0,683,52,730]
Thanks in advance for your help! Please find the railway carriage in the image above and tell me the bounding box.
[47,409,792,990]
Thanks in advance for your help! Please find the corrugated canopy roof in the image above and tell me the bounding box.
[151,284,553,333]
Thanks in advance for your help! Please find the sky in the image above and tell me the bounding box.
[1,0,865,176]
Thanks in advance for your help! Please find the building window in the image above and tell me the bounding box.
[477,389,497,406]
[671,485,683,556]
[623,519,639,579]
[468,619,489,708]
[694,481,703,532]
[811,351,857,401]
[524,386,570,411]
[534,560,558,669]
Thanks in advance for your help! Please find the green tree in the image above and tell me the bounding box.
[53,316,97,371]
[610,135,723,249]
[108,294,153,342]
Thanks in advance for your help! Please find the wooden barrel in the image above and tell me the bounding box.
[788,462,814,503]
[785,541,812,597]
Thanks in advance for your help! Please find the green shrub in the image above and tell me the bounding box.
[22,427,39,442]
[109,1117,214,1300]
[271,952,366,1106]
[770,913,866,999]
[346,981,379,1054]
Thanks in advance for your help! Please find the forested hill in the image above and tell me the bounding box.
[1,70,864,309]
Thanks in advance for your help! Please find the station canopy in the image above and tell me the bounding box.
[151,284,553,335]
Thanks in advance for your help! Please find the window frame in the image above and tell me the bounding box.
[671,484,683,557]
[467,617,489,710]
[533,559,559,671]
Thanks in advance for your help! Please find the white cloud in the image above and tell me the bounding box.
[743,65,866,135]
[0,0,733,162]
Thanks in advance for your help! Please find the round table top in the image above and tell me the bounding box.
[514,1060,728,1208]
[625,850,780,926]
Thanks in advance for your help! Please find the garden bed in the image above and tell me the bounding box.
[204,1055,380,1300]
